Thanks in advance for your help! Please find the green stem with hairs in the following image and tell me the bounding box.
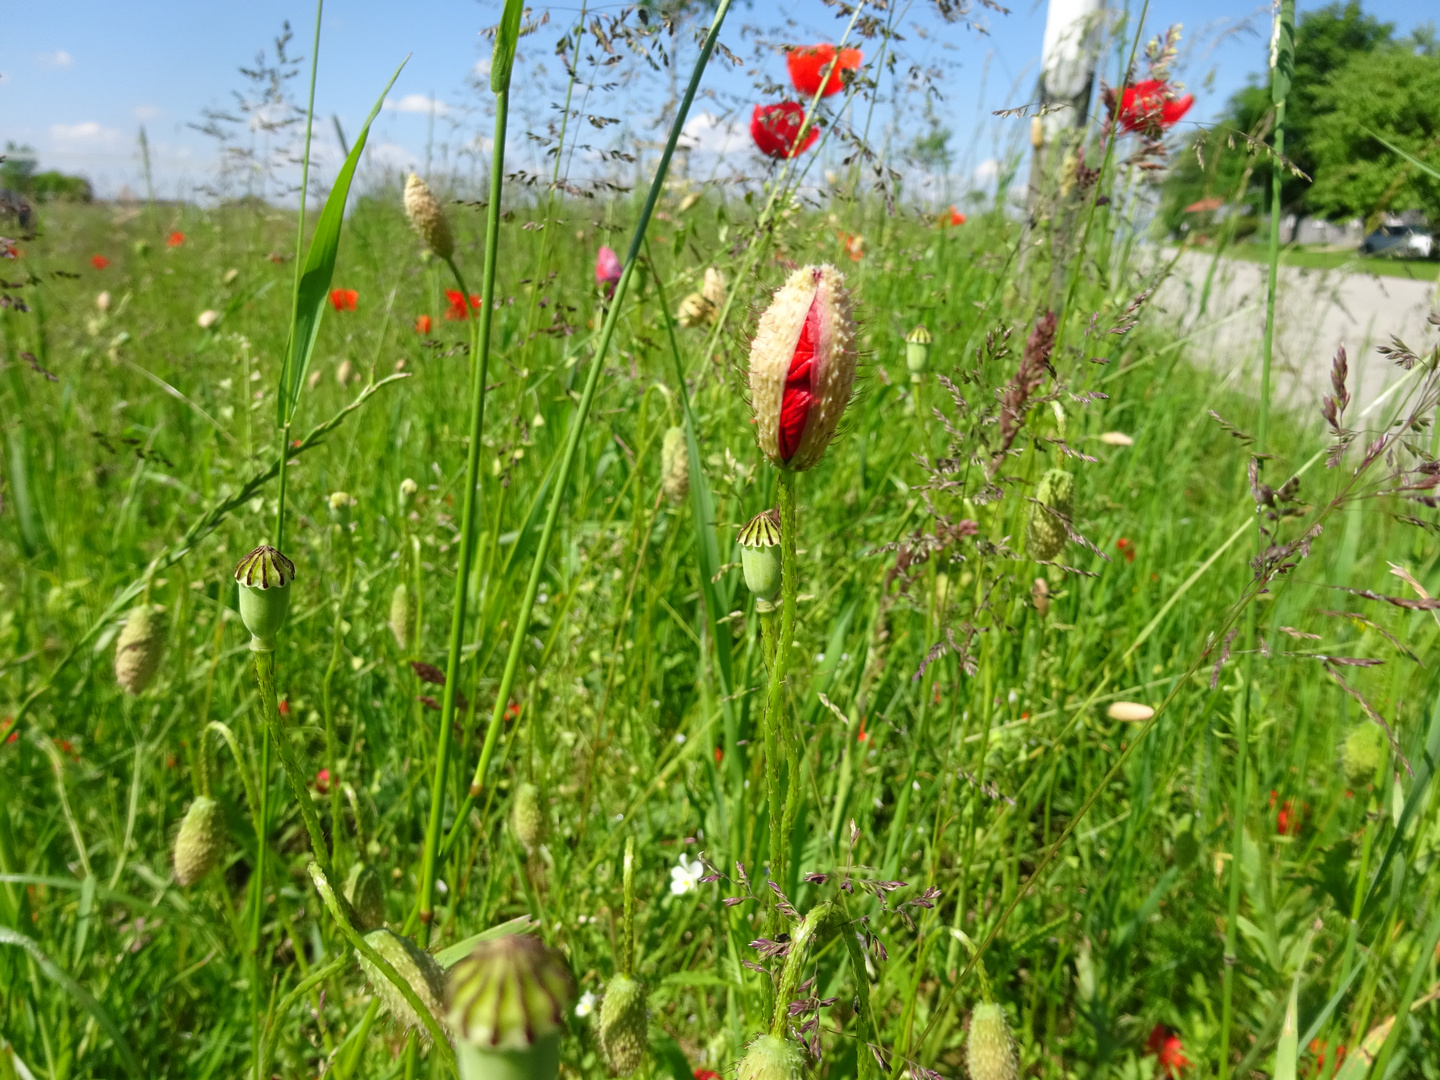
[621,836,636,977]
[761,471,800,893]
[769,901,840,1035]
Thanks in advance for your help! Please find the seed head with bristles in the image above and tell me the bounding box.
[115,604,166,695]
[967,1003,1018,1080]
[358,928,446,1037]
[661,427,689,504]
[404,173,455,261]
[173,795,225,885]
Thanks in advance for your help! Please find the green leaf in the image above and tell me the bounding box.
[433,914,535,969]
[491,0,524,94]
[1269,0,1295,107]
[1363,684,1440,919]
[276,56,408,427]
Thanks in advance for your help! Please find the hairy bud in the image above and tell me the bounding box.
[115,604,166,695]
[345,862,386,930]
[404,174,455,261]
[512,783,545,853]
[967,1003,1018,1080]
[598,973,648,1076]
[701,267,727,310]
[736,1035,804,1080]
[358,928,446,1036]
[661,427,689,505]
[173,795,225,886]
[677,292,715,328]
[1343,724,1385,785]
[1026,468,1074,562]
[389,583,411,651]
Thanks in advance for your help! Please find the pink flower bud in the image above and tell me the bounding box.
[595,246,622,294]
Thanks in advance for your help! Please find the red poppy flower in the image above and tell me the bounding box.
[947,206,967,226]
[167,231,186,248]
[595,246,622,292]
[1309,1039,1345,1076]
[839,232,865,261]
[1117,80,1194,134]
[505,701,522,721]
[1116,537,1137,563]
[315,768,331,794]
[751,103,820,160]
[91,254,110,270]
[1146,1024,1190,1077]
[329,288,358,312]
[786,45,862,98]
[415,314,432,334]
[856,716,869,743]
[278,697,290,717]
[444,289,481,321]
[776,292,823,461]
[695,1071,721,1080]
[714,746,724,764]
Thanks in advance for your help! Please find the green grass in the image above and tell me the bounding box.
[1219,242,1440,281]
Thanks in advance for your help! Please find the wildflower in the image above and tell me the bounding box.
[1145,1024,1191,1077]
[967,1003,1018,1080]
[315,768,331,794]
[415,314,432,334]
[748,264,858,470]
[669,853,705,896]
[1309,1039,1346,1076]
[1270,790,1302,836]
[840,232,865,261]
[329,288,358,312]
[857,716,869,742]
[696,1071,721,1080]
[595,246,623,294]
[444,289,480,320]
[575,991,597,1018]
[402,173,455,260]
[167,231,185,248]
[359,928,446,1037]
[96,291,111,312]
[91,254,110,270]
[1116,536,1136,563]
[0,239,17,259]
[714,746,723,764]
[197,310,220,330]
[786,45,862,98]
[946,206,967,226]
[1117,80,1194,134]
[750,103,819,159]
[278,697,290,716]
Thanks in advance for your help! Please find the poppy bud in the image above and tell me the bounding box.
[906,323,932,376]
[446,934,572,1080]
[736,1035,804,1080]
[389,583,411,650]
[115,604,166,695]
[345,862,386,930]
[403,174,455,261]
[598,973,648,1076]
[173,795,225,885]
[702,267,727,310]
[1031,577,1050,618]
[358,928,446,1036]
[1026,468,1074,562]
[328,490,356,525]
[661,427,689,505]
[399,477,419,510]
[738,510,782,606]
[512,782,545,853]
[967,1003,1018,1080]
[234,545,296,651]
[1342,724,1385,785]
[676,292,715,328]
[748,264,858,471]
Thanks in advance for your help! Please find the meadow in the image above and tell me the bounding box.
[3,3,1440,1080]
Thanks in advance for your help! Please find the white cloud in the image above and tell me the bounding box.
[384,94,450,116]
[365,141,415,170]
[473,59,491,78]
[134,104,162,121]
[37,50,74,69]
[972,158,1000,183]
[49,121,124,149]
[680,112,749,157]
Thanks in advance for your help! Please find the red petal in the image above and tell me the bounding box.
[777,294,821,461]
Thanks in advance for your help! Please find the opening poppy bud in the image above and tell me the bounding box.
[905,323,932,377]
[115,604,166,695]
[967,1003,1018,1080]
[234,545,296,652]
[748,264,857,471]
[676,292,715,328]
[389,583,411,650]
[1342,723,1385,785]
[403,174,455,261]
[1026,468,1074,562]
[345,862,386,930]
[738,510,782,607]
[511,782,545,854]
[661,427,689,505]
[358,928,446,1036]
[701,267,727,310]
[446,934,573,1080]
[598,973,648,1076]
[173,795,225,886]
[737,1035,805,1080]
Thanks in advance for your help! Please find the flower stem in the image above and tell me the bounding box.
[762,471,800,894]
[621,836,636,977]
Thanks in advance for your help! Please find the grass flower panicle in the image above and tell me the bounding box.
[404,172,456,260]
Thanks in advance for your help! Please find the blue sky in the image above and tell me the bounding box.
[2,0,1430,201]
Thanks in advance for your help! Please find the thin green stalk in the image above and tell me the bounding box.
[254,649,334,885]
[763,471,800,892]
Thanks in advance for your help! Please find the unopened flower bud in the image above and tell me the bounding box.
[676,292,715,328]
[399,477,419,510]
[598,973,648,1076]
[738,510,782,606]
[358,928,446,1036]
[446,935,572,1080]
[1026,468,1074,562]
[173,795,225,886]
[748,264,858,471]
[234,545,296,651]
[737,1035,804,1080]
[967,1002,1018,1080]
[905,323,932,376]
[701,267,726,310]
[328,491,356,525]
[512,783,545,853]
[1343,724,1385,785]
[661,427,689,505]
[389,583,411,650]
[404,174,455,261]
[115,604,166,695]
[345,861,386,930]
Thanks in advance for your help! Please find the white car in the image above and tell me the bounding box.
[1360,224,1434,259]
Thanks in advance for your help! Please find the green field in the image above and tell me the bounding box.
[1221,243,1439,282]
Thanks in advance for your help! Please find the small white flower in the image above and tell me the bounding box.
[575,991,597,1018]
[197,309,220,330]
[674,732,687,744]
[669,853,705,896]
[1007,689,1018,704]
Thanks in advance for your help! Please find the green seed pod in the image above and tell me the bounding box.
[345,862,386,930]
[403,174,455,261]
[446,934,572,1080]
[1343,724,1386,785]
[512,783,545,853]
[234,545,295,651]
[966,1003,1018,1080]
[1026,468,1074,562]
[173,795,225,886]
[738,510,782,605]
[598,973,648,1076]
[736,1035,804,1080]
[115,604,166,695]
[905,323,932,376]
[389,583,411,651]
[358,928,446,1036]
[661,427,689,505]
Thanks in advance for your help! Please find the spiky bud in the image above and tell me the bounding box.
[173,795,224,886]
[967,1003,1018,1080]
[512,783,545,853]
[345,862,386,930]
[905,323,932,376]
[234,545,295,651]
[661,427,689,505]
[446,935,572,1080]
[1026,468,1074,562]
[748,264,858,471]
[1343,724,1385,785]
[598,973,648,1076]
[389,583,411,651]
[358,928,446,1036]
[736,1035,805,1080]
[115,604,166,695]
[677,292,715,329]
[404,174,455,261]
[738,510,782,606]
[701,267,727,310]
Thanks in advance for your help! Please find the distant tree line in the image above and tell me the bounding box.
[1,142,93,203]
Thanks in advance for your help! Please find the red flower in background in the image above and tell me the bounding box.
[415,314,432,334]
[786,45,862,98]
[947,206,967,226]
[695,1071,721,1080]
[1117,80,1194,134]
[595,246,622,296]
[1146,1024,1191,1077]
[1270,790,1304,836]
[751,103,819,159]
[91,254,110,270]
[1116,537,1137,563]
[329,288,358,312]
[315,768,331,794]
[167,231,186,248]
[1309,1039,1346,1077]
[278,698,290,717]
[444,289,481,320]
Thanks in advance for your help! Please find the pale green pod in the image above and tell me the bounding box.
[512,783,545,853]
[115,604,166,695]
[1026,468,1074,562]
[234,545,295,651]
[445,933,572,1051]
[967,1003,1018,1080]
[905,323,932,375]
[598,973,648,1076]
[173,795,225,886]
[738,510,782,603]
[357,928,446,1037]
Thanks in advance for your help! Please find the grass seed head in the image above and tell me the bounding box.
[114,603,166,695]
[1031,577,1050,617]
[677,291,716,328]
[906,323,932,375]
[403,173,455,261]
[445,933,573,1052]
[345,862,387,930]
[358,928,446,1036]
[1342,723,1386,784]
[1026,467,1074,562]
[736,1034,804,1080]
[661,427,689,504]
[597,972,648,1076]
[738,509,783,605]
[173,796,225,886]
[234,545,295,651]
[512,782,545,853]
[966,1002,1018,1080]
[389,583,411,651]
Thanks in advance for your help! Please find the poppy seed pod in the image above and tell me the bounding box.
[389,583,411,650]
[661,427,689,505]
[173,795,225,886]
[906,323,932,376]
[512,782,545,853]
[737,1035,805,1080]
[1026,468,1074,562]
[967,1003,1019,1080]
[1343,723,1385,785]
[446,934,572,1080]
[403,173,455,261]
[358,928,446,1036]
[598,973,648,1076]
[738,510,782,606]
[234,545,296,651]
[345,862,386,930]
[748,264,858,471]
[115,604,166,695]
